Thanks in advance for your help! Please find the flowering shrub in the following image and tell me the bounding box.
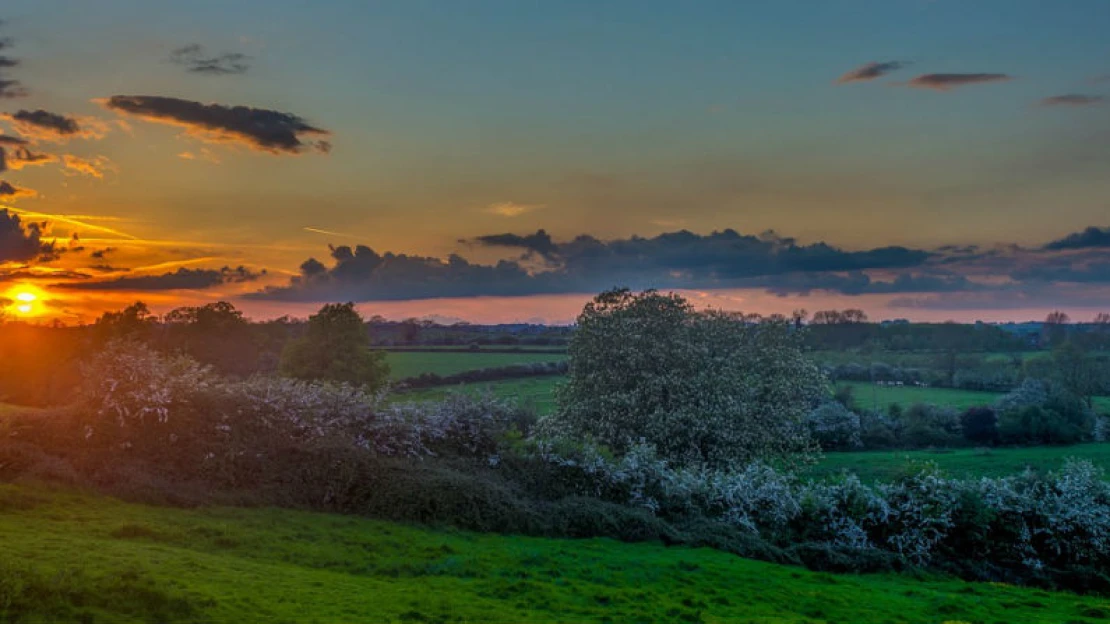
[79,343,529,467]
[80,340,214,443]
[805,402,862,450]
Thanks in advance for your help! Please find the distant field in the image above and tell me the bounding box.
[803,443,1110,482]
[836,381,1003,411]
[390,375,1110,415]
[394,376,562,413]
[837,381,1110,413]
[384,351,566,380]
[2,483,1107,623]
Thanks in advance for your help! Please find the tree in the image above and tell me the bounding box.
[280,303,389,390]
[960,407,998,446]
[1052,341,1099,408]
[1042,311,1070,346]
[164,302,260,376]
[93,302,156,343]
[551,289,826,468]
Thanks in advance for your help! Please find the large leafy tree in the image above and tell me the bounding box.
[552,289,826,468]
[280,303,389,390]
[163,302,261,377]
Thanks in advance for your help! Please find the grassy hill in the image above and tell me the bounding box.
[4,482,1110,623]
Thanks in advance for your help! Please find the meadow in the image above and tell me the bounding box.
[835,381,1110,413]
[804,443,1110,482]
[384,350,567,380]
[4,481,1110,623]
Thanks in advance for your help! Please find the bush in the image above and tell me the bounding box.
[805,403,862,450]
[899,404,962,448]
[960,407,998,446]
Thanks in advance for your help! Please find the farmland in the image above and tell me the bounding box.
[383,350,567,380]
[4,482,1109,623]
[804,443,1110,482]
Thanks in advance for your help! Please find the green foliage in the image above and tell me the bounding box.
[900,403,962,448]
[279,303,389,390]
[552,289,826,468]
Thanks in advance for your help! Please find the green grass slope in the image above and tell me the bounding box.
[3,483,1110,623]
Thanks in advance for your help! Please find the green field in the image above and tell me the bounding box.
[4,482,1109,623]
[836,382,1004,411]
[396,376,562,414]
[392,376,1110,417]
[804,443,1110,482]
[837,381,1110,413]
[384,351,566,380]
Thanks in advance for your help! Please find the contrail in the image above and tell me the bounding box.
[304,226,361,239]
[1,205,139,240]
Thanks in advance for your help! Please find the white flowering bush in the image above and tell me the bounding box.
[805,402,862,450]
[371,393,530,458]
[80,340,214,444]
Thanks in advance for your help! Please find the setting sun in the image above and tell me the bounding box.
[3,286,45,318]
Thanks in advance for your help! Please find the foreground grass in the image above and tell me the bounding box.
[4,483,1110,623]
[385,351,567,380]
[805,443,1110,482]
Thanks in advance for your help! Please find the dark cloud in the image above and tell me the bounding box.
[254,229,935,302]
[1044,226,1110,250]
[0,110,110,142]
[0,268,90,282]
[0,24,24,98]
[906,73,1012,91]
[0,76,23,98]
[54,265,265,291]
[1040,94,1104,107]
[0,180,36,200]
[470,229,559,259]
[169,44,250,75]
[89,247,116,259]
[0,208,51,262]
[756,272,977,297]
[100,95,330,154]
[837,61,909,84]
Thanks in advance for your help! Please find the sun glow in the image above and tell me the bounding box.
[4,286,46,318]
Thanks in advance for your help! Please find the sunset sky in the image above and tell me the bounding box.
[2,0,1109,324]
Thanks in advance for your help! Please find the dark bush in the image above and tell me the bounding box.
[960,407,998,446]
[788,543,906,574]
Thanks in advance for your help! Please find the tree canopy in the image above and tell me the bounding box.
[551,289,826,468]
[279,302,389,390]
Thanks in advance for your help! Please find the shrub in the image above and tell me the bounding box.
[805,402,862,450]
[960,407,998,446]
[899,404,962,448]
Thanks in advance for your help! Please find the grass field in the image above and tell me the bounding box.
[804,443,1110,482]
[384,351,566,380]
[391,376,1110,417]
[4,482,1110,623]
[395,376,562,414]
[837,381,1110,413]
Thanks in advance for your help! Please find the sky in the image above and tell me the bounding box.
[1,0,1109,324]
